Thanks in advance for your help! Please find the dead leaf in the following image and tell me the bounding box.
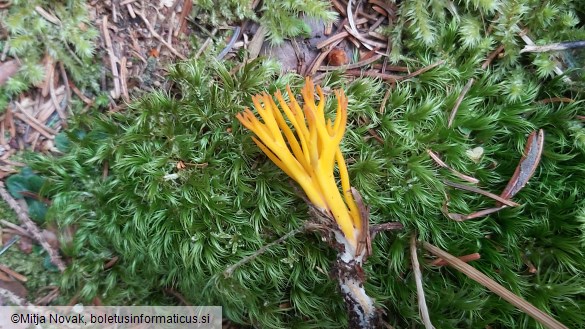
[499,129,544,202]
[248,26,267,60]
[18,236,33,254]
[0,60,21,86]
[41,229,60,250]
[0,277,28,299]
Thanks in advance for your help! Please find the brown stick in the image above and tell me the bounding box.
[102,15,121,99]
[49,63,68,127]
[0,182,66,271]
[58,62,72,116]
[345,69,400,81]
[1,219,34,239]
[401,60,446,80]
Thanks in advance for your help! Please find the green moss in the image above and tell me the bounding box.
[20,0,585,328]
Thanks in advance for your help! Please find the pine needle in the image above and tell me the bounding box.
[422,242,569,329]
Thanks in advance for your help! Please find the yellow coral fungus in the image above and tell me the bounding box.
[236,77,363,251]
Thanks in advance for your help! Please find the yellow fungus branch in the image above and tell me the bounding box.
[237,77,363,252]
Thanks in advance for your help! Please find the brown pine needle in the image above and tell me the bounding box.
[427,149,479,184]
[422,242,568,329]
[429,252,481,266]
[443,180,519,207]
[410,234,434,329]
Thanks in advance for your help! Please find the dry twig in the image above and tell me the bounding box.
[429,252,481,266]
[49,64,68,127]
[136,10,186,60]
[0,182,66,272]
[520,40,585,53]
[319,54,383,71]
[13,103,57,139]
[448,78,475,128]
[0,219,33,239]
[102,15,121,99]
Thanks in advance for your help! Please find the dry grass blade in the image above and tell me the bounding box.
[102,15,121,99]
[35,6,61,25]
[13,103,58,139]
[49,64,68,127]
[448,78,474,128]
[345,69,400,81]
[343,25,387,50]
[217,26,241,60]
[316,31,349,50]
[449,45,503,127]
[410,234,434,329]
[422,242,569,329]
